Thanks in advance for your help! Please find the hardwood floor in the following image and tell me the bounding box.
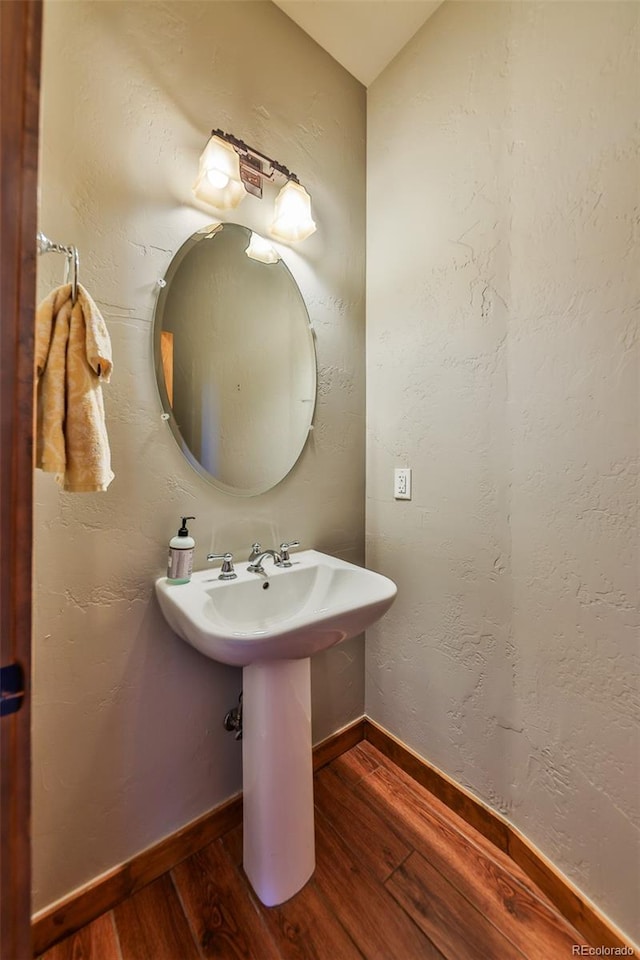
[40,742,589,960]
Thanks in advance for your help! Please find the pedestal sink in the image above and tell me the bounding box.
[155,549,396,906]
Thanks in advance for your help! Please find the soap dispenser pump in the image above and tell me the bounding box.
[167,516,196,584]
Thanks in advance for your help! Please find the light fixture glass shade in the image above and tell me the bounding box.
[269,180,317,242]
[245,232,281,264]
[193,135,247,210]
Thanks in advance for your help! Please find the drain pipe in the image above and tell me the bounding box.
[224,691,243,740]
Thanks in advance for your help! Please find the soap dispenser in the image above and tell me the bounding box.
[167,516,196,584]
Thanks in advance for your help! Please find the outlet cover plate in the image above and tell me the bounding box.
[394,468,412,500]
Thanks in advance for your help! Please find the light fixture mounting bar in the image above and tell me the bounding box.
[210,128,300,186]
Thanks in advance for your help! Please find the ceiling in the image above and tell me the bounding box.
[272,0,444,87]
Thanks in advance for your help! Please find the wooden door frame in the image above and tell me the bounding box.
[1,1,42,957]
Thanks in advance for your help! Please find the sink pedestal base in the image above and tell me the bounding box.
[242,657,315,906]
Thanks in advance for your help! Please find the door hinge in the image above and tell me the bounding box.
[1,662,25,717]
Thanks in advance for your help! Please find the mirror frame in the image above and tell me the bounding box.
[153,223,317,497]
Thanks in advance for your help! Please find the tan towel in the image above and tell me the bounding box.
[36,283,115,492]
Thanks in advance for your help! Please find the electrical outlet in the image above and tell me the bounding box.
[394,468,412,500]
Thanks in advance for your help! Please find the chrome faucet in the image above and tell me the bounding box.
[247,540,300,573]
[247,548,282,575]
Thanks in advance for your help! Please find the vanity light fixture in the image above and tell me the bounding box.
[245,232,281,264]
[193,129,317,242]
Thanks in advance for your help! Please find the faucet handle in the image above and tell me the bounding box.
[248,542,262,562]
[206,552,237,581]
[278,540,300,566]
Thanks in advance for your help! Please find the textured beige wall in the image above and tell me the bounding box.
[34,0,365,912]
[366,0,639,942]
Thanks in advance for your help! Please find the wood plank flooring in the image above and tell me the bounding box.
[39,742,590,960]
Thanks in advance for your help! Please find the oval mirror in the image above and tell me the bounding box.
[153,223,316,496]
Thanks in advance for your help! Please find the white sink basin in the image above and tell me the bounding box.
[155,548,396,909]
[155,549,396,667]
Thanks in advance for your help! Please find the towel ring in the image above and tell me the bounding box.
[37,232,80,305]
